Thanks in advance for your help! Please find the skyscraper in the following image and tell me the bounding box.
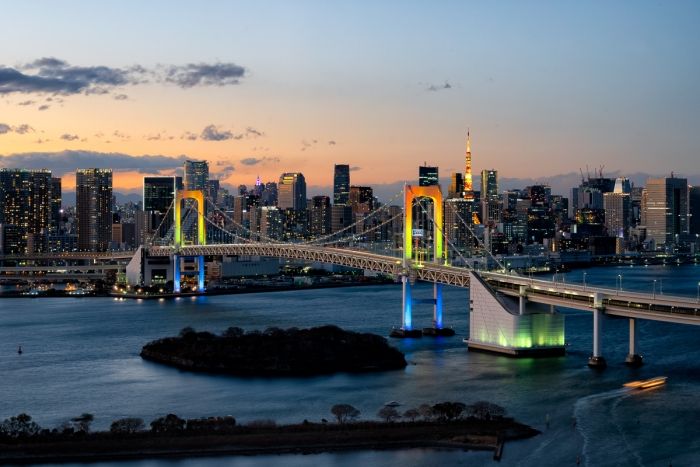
[644,176,689,248]
[604,192,631,239]
[76,169,113,251]
[463,131,474,202]
[333,164,350,205]
[183,160,209,191]
[690,186,700,236]
[418,165,439,187]
[310,195,332,237]
[448,173,463,199]
[50,177,62,235]
[0,169,52,253]
[277,172,307,210]
[349,186,374,216]
[480,169,498,200]
[144,176,176,238]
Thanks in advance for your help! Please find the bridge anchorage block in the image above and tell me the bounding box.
[390,327,423,338]
[587,356,607,369]
[624,354,644,367]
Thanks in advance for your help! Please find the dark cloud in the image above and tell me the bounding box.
[145,133,162,141]
[14,124,33,134]
[38,104,49,111]
[0,58,247,97]
[216,165,236,178]
[113,130,129,140]
[239,156,280,166]
[328,140,337,145]
[113,94,128,100]
[200,124,236,141]
[181,131,198,141]
[426,81,452,92]
[350,166,361,171]
[60,133,80,141]
[0,123,35,135]
[0,150,189,174]
[18,100,35,106]
[245,127,264,137]
[164,62,245,88]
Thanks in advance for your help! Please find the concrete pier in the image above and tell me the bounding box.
[588,306,607,369]
[625,318,643,367]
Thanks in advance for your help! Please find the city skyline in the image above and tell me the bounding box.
[1,1,699,193]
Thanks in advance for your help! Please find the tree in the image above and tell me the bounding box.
[467,401,506,420]
[432,402,466,421]
[0,413,40,438]
[403,408,420,422]
[377,406,401,423]
[71,413,94,433]
[150,414,186,433]
[110,417,145,434]
[418,403,435,421]
[330,404,360,424]
[222,326,244,338]
[179,326,196,337]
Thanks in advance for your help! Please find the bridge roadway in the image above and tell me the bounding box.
[0,251,136,261]
[149,243,700,325]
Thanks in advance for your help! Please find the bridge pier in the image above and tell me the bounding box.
[588,299,607,368]
[172,254,206,294]
[173,255,181,293]
[391,274,422,338]
[625,318,643,367]
[423,282,455,336]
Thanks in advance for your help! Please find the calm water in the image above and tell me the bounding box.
[1,264,700,466]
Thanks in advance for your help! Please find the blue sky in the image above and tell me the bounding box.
[1,1,699,192]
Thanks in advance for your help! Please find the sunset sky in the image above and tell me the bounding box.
[1,1,699,195]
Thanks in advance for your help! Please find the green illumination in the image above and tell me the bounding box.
[475,313,565,349]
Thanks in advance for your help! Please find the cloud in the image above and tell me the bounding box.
[60,133,80,141]
[0,150,189,174]
[181,131,198,141]
[328,140,337,145]
[0,58,247,98]
[216,165,236,178]
[145,133,162,141]
[350,166,361,171]
[38,104,49,111]
[245,127,264,137]
[18,100,34,106]
[200,124,235,141]
[164,62,245,88]
[113,93,128,100]
[239,156,280,166]
[113,130,130,140]
[0,123,35,135]
[426,81,452,92]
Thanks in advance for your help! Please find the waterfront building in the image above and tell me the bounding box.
[258,206,283,240]
[333,164,350,205]
[76,168,113,252]
[690,186,700,237]
[604,192,631,239]
[331,204,353,233]
[278,172,307,211]
[310,195,332,238]
[0,168,52,253]
[143,176,176,240]
[418,165,439,187]
[644,176,689,249]
[50,177,62,235]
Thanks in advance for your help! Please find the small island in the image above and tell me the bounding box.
[140,325,408,376]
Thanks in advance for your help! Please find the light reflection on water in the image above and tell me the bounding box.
[1,264,699,466]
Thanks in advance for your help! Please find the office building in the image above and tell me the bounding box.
[183,160,209,191]
[278,173,307,211]
[644,176,689,248]
[480,169,498,200]
[310,195,332,237]
[690,186,700,236]
[0,169,52,253]
[604,192,631,238]
[143,176,176,238]
[333,164,350,205]
[76,169,113,251]
[50,177,62,235]
[418,165,439,187]
[349,186,374,216]
[448,172,463,199]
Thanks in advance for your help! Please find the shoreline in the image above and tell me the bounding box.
[0,419,538,464]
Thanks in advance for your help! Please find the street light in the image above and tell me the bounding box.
[583,272,587,291]
[653,279,657,299]
[617,274,623,295]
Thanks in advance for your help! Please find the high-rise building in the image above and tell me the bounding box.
[644,176,689,248]
[258,206,283,240]
[604,192,631,238]
[448,173,463,199]
[690,186,700,236]
[50,177,62,235]
[76,169,113,251]
[480,169,498,200]
[444,198,474,260]
[463,131,474,202]
[418,165,439,187]
[143,176,176,239]
[333,164,350,205]
[262,182,278,206]
[349,186,374,216]
[331,205,353,233]
[277,173,307,210]
[310,195,332,237]
[614,177,632,194]
[183,160,209,191]
[0,169,52,253]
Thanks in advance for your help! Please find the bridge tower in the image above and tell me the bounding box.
[392,185,453,338]
[172,190,206,293]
